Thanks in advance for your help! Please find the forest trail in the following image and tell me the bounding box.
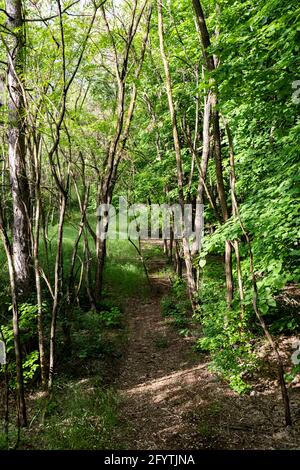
[113,243,300,450]
[114,244,226,450]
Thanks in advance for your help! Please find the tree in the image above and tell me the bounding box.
[5,0,31,296]
[192,0,233,308]
[157,0,197,304]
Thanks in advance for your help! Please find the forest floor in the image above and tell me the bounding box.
[14,240,300,450]
[112,241,300,450]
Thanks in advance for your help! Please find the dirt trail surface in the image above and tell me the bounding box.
[116,263,208,449]
[113,244,300,450]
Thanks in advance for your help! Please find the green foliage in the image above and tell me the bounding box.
[161,276,191,331]
[0,424,20,450]
[71,306,122,361]
[100,307,122,328]
[285,364,300,384]
[0,303,41,386]
[22,351,40,382]
[0,0,299,449]
[194,258,256,394]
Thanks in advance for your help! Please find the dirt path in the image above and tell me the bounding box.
[113,245,300,450]
[114,249,226,449]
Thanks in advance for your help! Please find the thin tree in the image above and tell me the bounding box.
[0,202,27,427]
[192,0,233,307]
[95,0,151,301]
[157,0,197,304]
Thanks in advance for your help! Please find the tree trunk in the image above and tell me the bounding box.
[48,193,67,390]
[6,0,31,296]
[225,121,245,316]
[0,205,27,427]
[158,0,196,303]
[192,0,233,307]
[95,4,152,301]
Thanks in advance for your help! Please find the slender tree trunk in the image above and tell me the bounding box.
[95,235,107,303]
[158,0,196,304]
[30,133,47,388]
[225,121,245,315]
[95,4,152,301]
[191,92,211,258]
[175,240,183,278]
[225,239,233,306]
[0,206,27,427]
[192,0,233,307]
[48,193,67,390]
[84,231,96,311]
[34,191,47,387]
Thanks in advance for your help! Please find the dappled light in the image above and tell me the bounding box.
[0,0,299,456]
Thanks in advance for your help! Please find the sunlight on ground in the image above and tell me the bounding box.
[122,363,210,398]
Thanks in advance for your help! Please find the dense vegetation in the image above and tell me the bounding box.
[0,0,299,450]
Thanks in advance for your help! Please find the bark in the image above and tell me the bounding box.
[68,177,90,304]
[158,0,196,304]
[83,231,96,311]
[95,3,151,300]
[192,0,233,307]
[191,92,211,257]
[32,135,47,387]
[48,192,67,391]
[188,64,199,192]
[225,239,233,306]
[6,0,31,296]
[0,204,27,427]
[225,121,245,315]
[175,240,183,278]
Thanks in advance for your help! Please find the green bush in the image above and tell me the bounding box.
[160,276,191,330]
[0,302,41,387]
[194,259,257,394]
[100,307,122,328]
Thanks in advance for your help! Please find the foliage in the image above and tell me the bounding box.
[0,0,299,446]
[0,303,41,386]
[161,276,191,332]
[194,258,257,393]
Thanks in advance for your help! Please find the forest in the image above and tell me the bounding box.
[0,0,299,453]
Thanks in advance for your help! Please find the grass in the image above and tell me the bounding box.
[20,378,121,450]
[0,217,153,450]
[43,221,149,300]
[0,214,151,302]
[0,216,160,451]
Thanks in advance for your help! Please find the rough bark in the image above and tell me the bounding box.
[0,203,27,427]
[6,0,31,296]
